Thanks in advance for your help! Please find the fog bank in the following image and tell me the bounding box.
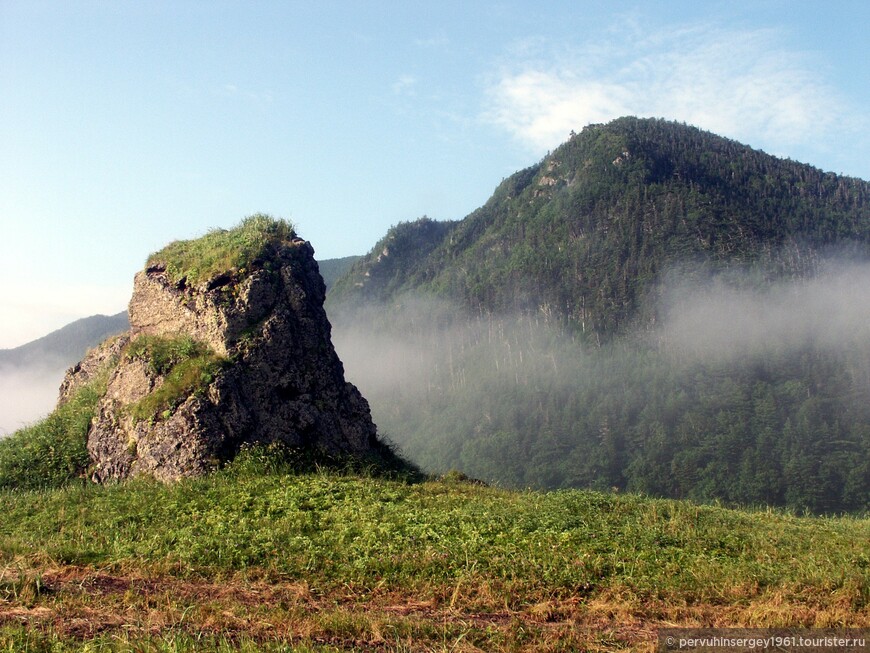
[0,364,66,436]
[655,261,870,361]
[327,259,870,503]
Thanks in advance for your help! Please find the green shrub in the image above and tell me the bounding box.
[146,214,297,287]
[221,439,424,482]
[0,379,106,490]
[125,334,225,422]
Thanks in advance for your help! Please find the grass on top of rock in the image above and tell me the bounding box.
[146,214,297,287]
[124,334,225,422]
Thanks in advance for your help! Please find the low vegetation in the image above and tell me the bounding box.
[0,451,866,651]
[0,383,98,491]
[0,355,117,490]
[147,213,297,287]
[124,334,225,422]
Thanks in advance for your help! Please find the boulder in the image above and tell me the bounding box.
[63,217,378,482]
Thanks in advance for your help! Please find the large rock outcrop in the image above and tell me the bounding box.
[62,219,378,482]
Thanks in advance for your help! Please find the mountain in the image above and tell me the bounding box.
[331,117,870,340]
[328,117,870,513]
[0,313,131,435]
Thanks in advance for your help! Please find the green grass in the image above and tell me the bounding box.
[15,472,859,602]
[0,628,343,652]
[124,334,226,422]
[126,334,211,376]
[146,214,297,287]
[0,457,867,650]
[0,367,114,491]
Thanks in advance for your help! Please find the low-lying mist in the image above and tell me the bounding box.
[0,363,66,436]
[655,260,870,361]
[329,259,870,513]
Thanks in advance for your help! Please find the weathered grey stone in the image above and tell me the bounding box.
[58,334,129,406]
[64,239,378,482]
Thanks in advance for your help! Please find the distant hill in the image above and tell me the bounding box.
[317,255,361,290]
[0,312,129,435]
[328,117,870,513]
[0,254,360,436]
[0,312,130,371]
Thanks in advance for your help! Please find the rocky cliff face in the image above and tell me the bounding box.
[63,225,378,482]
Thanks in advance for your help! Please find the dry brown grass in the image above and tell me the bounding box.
[0,563,866,652]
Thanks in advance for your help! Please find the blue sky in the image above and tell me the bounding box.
[1,0,868,348]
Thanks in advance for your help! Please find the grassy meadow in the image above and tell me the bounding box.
[0,453,867,652]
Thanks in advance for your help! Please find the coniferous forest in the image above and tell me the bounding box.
[327,117,870,514]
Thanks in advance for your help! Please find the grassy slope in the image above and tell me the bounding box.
[0,466,867,652]
[0,372,111,491]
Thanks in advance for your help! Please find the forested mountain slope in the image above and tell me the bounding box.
[328,117,870,513]
[331,117,870,340]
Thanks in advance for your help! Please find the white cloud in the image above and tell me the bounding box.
[414,33,449,49]
[486,71,633,148]
[484,23,852,158]
[392,74,418,96]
